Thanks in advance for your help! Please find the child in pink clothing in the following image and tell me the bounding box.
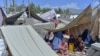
[59,38,68,56]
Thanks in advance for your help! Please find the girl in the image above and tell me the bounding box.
[59,38,68,56]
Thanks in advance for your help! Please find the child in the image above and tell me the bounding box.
[58,38,68,56]
[44,32,51,42]
[44,32,51,47]
[76,35,85,52]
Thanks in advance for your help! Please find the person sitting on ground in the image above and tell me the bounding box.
[63,30,70,39]
[44,32,51,46]
[58,38,68,56]
[68,34,75,51]
[74,36,79,50]
[94,35,100,43]
[68,34,75,44]
[76,35,85,52]
[44,32,51,42]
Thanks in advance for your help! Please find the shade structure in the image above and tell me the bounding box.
[40,9,58,21]
[5,11,25,25]
[0,8,7,25]
[26,7,47,22]
[1,25,58,56]
[45,5,92,32]
[0,9,4,26]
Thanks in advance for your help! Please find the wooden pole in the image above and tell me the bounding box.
[98,0,100,38]
[12,0,16,13]
[28,0,31,18]
[5,0,8,14]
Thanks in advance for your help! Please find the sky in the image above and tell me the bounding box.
[0,0,100,9]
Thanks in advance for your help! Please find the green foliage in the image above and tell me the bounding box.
[55,8,63,14]
[29,3,40,13]
[8,5,14,12]
[16,4,26,12]
[41,8,51,13]
[8,4,26,12]
[64,9,71,14]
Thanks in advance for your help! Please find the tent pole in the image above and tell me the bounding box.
[28,0,31,18]
[98,0,100,38]
[22,0,26,23]
[5,0,8,14]
[12,0,16,13]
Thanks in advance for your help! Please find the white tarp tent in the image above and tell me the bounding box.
[40,9,58,21]
[0,9,3,26]
[0,39,7,56]
[1,25,58,56]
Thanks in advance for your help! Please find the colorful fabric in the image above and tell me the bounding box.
[52,32,63,50]
[59,42,68,55]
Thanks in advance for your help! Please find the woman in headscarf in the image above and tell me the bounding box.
[52,32,63,50]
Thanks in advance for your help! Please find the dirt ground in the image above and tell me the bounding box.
[57,51,86,56]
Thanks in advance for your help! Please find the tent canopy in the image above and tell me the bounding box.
[40,9,58,21]
[1,6,47,25]
[26,7,48,23]
[0,8,7,19]
[1,25,58,56]
[5,11,25,25]
[0,8,7,25]
[45,5,92,32]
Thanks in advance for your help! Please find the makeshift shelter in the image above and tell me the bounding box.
[1,6,47,25]
[5,11,25,25]
[90,6,100,38]
[45,5,92,35]
[40,9,58,21]
[0,25,58,56]
[67,5,92,36]
[26,7,47,22]
[0,8,23,25]
[0,8,7,25]
[45,4,100,40]
[0,8,4,26]
[14,12,27,25]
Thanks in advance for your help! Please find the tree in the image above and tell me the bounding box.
[8,2,72,14]
[41,8,51,13]
[16,4,26,12]
[64,9,71,14]
[8,5,14,12]
[55,8,64,14]
[29,3,40,13]
[37,5,41,13]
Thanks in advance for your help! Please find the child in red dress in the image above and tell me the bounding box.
[59,38,68,56]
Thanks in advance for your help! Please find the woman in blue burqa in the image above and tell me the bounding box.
[81,29,93,47]
[52,31,63,50]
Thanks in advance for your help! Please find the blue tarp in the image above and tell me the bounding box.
[52,32,63,50]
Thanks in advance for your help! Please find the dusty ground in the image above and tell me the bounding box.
[57,51,86,56]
